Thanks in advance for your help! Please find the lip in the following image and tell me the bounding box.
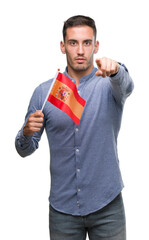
[75,58,86,63]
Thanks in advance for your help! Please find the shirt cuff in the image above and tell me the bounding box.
[19,128,32,144]
[110,64,124,82]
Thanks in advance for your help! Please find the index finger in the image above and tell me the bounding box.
[95,59,102,68]
[95,59,103,76]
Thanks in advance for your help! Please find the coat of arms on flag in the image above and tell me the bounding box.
[55,86,70,102]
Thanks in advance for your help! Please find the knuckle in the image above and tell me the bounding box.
[100,67,105,72]
[106,69,111,74]
[111,67,116,73]
[28,122,33,128]
[28,116,33,122]
[40,117,44,122]
[39,123,43,128]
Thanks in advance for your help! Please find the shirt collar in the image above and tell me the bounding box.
[63,67,98,84]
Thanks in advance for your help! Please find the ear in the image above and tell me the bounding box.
[94,41,99,54]
[60,41,66,54]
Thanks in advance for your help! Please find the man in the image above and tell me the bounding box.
[15,15,134,240]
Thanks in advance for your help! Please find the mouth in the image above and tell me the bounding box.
[75,58,86,63]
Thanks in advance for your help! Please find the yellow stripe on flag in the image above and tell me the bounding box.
[51,79,84,119]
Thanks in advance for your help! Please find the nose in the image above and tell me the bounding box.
[77,43,84,55]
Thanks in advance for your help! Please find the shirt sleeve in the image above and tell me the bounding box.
[15,85,45,158]
[109,63,134,106]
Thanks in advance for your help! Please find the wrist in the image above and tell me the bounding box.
[23,127,34,137]
[110,63,120,77]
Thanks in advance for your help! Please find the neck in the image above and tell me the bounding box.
[67,65,93,88]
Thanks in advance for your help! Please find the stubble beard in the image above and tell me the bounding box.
[66,53,93,73]
[70,64,90,72]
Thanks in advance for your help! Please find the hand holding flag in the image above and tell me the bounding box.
[23,110,44,136]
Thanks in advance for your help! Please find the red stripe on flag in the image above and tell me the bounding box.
[48,94,80,125]
[57,73,86,107]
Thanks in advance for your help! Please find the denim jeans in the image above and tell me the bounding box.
[49,193,126,240]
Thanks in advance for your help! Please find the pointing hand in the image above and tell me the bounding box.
[96,57,119,78]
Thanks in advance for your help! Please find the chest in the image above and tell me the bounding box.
[44,78,121,131]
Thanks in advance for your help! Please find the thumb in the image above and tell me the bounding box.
[35,110,44,118]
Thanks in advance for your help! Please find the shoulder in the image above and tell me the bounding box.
[31,78,53,98]
[29,78,54,107]
[37,78,53,92]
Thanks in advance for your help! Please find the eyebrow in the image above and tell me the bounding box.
[67,39,77,42]
[67,39,93,43]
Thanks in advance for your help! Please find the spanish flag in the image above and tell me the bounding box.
[47,72,86,125]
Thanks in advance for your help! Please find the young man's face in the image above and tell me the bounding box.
[60,26,99,74]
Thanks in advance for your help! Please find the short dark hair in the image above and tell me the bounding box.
[62,15,97,41]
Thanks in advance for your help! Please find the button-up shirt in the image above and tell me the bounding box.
[15,64,134,216]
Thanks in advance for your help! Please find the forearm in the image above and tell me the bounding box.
[109,63,134,105]
[15,84,45,157]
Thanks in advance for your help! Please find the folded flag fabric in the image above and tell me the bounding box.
[47,72,86,125]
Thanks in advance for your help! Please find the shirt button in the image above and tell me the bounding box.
[78,188,81,192]
[77,169,80,172]
[78,91,80,94]
[76,148,79,153]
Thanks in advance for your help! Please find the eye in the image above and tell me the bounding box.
[84,40,92,46]
[69,41,77,46]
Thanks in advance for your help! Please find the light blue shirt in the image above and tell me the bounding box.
[15,64,134,216]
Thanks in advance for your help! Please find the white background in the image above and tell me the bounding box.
[0,0,148,239]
